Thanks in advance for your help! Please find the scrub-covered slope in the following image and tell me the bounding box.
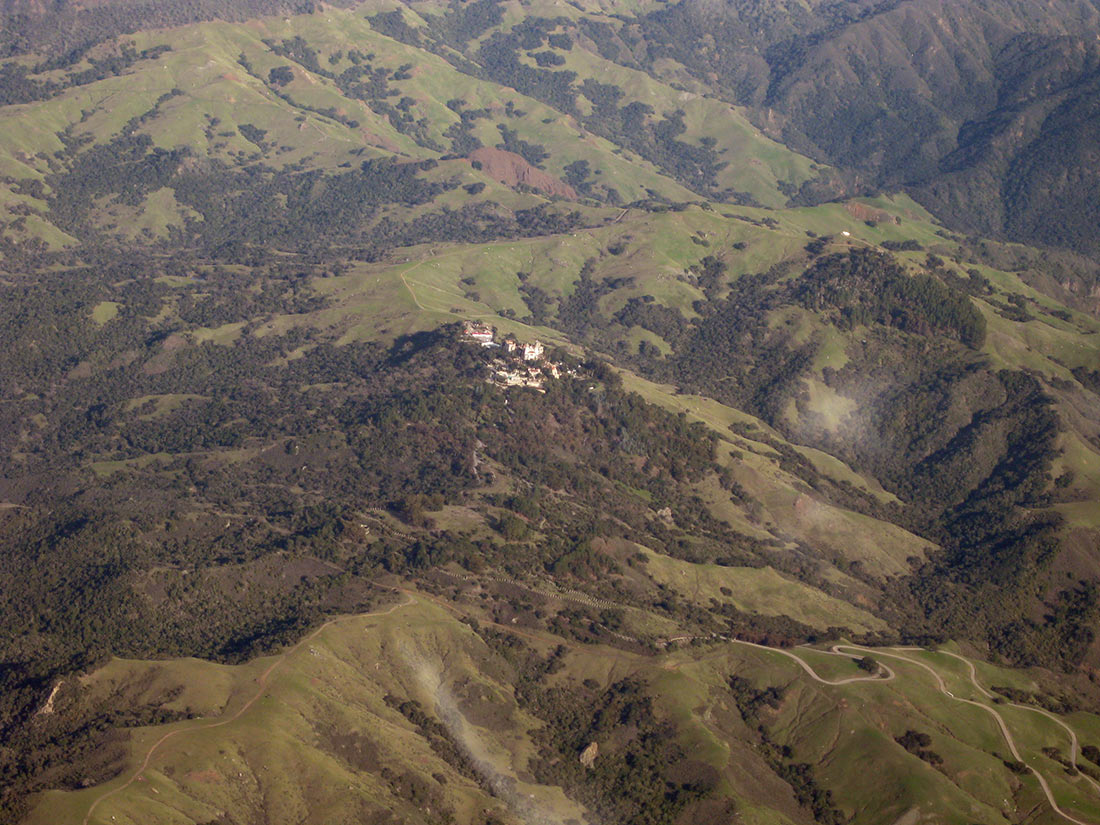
[1,2,1100,824]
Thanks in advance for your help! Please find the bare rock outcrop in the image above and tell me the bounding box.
[579,741,598,769]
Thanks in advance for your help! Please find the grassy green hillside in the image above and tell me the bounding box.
[0,2,824,253]
[25,593,1100,825]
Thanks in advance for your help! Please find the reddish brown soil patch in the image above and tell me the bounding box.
[67,361,94,379]
[844,202,899,225]
[467,147,576,200]
[185,769,221,784]
[142,333,189,375]
[161,333,189,352]
[361,129,403,153]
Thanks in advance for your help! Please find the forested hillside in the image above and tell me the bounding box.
[1,1,1100,824]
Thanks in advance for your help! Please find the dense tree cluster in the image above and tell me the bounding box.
[792,250,986,348]
[473,632,717,825]
[523,245,1080,669]
[32,126,593,260]
[0,264,785,818]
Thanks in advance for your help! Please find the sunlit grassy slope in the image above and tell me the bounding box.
[29,594,1100,825]
[0,1,823,249]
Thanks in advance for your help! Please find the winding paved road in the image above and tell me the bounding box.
[77,585,1099,825]
[937,649,1100,798]
[732,639,896,685]
[745,642,1100,825]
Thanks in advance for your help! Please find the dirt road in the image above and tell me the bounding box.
[825,645,1098,825]
[78,585,1098,825]
[80,596,413,825]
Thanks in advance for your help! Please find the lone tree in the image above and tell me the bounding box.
[268,65,295,86]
